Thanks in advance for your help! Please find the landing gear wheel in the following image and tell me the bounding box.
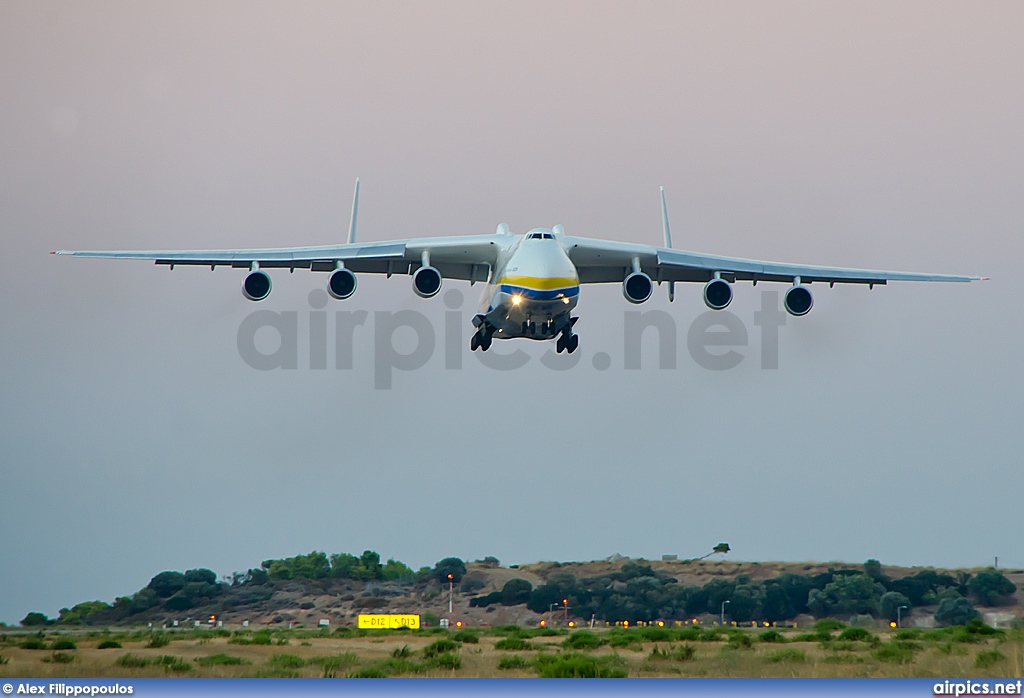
[480,333,492,351]
[556,334,566,353]
[471,333,481,351]
[567,334,579,354]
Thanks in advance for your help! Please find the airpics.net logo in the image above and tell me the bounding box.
[236,289,793,389]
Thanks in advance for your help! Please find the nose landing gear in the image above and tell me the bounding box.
[471,324,493,352]
[556,329,579,354]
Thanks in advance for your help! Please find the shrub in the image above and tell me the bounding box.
[421,612,440,627]
[0,654,7,665]
[422,639,459,658]
[146,633,171,648]
[637,626,673,642]
[51,639,76,651]
[349,667,387,678]
[725,632,753,649]
[161,657,192,673]
[116,653,151,668]
[230,630,273,645]
[19,640,47,650]
[494,636,533,651]
[872,642,915,664]
[935,598,980,627]
[269,653,305,669]
[97,639,122,649]
[453,630,479,644]
[838,627,874,642]
[498,655,528,670]
[46,652,75,664]
[814,619,847,634]
[431,652,461,670]
[196,654,248,666]
[968,568,1016,606]
[648,644,695,661]
[391,644,412,658]
[975,650,1005,669]
[894,629,922,641]
[759,630,786,643]
[309,653,358,678]
[765,649,806,663]
[533,652,628,678]
[561,630,606,650]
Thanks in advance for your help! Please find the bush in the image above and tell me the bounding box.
[0,654,7,665]
[51,639,76,651]
[501,579,533,606]
[46,652,75,664]
[872,642,915,664]
[561,630,606,650]
[230,630,273,645]
[838,627,874,642]
[453,630,479,644]
[725,632,753,649]
[968,569,1016,606]
[97,639,122,649]
[269,653,305,669]
[196,654,248,666]
[146,633,171,648]
[494,636,533,651]
[20,612,51,627]
[309,653,358,678]
[975,650,1005,669]
[498,655,528,670]
[814,619,847,634]
[431,652,461,670]
[759,630,787,643]
[879,591,913,622]
[935,597,981,627]
[421,612,440,627]
[533,652,628,678]
[422,639,459,658]
[116,653,151,668]
[647,644,695,661]
[765,649,805,663]
[160,656,192,673]
[391,645,412,658]
[19,640,47,650]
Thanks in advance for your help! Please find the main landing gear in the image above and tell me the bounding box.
[556,329,579,354]
[470,325,493,352]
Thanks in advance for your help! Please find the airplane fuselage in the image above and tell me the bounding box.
[477,229,580,341]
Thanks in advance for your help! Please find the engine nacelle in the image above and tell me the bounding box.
[412,266,442,298]
[242,270,272,301]
[622,272,653,304]
[784,285,813,316]
[328,268,357,299]
[703,278,733,309]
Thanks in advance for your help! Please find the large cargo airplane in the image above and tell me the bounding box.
[54,181,981,354]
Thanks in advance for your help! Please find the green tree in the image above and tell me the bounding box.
[21,612,50,627]
[864,559,888,582]
[381,558,413,581]
[967,568,1016,606]
[57,601,111,625]
[148,571,186,598]
[807,574,884,617]
[501,579,533,606]
[184,569,218,585]
[434,557,467,583]
[879,591,912,621]
[935,597,980,627]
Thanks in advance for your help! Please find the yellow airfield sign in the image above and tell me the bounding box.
[357,613,421,629]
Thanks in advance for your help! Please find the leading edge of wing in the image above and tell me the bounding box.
[52,234,506,265]
[562,235,981,284]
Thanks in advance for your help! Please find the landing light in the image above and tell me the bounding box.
[511,295,522,306]
[562,297,570,304]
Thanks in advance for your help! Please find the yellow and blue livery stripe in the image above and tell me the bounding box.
[496,275,579,301]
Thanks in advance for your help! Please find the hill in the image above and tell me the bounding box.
[13,552,1023,631]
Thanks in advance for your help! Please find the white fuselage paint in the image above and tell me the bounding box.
[478,229,580,340]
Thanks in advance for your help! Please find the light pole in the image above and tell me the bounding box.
[549,602,560,626]
[447,574,453,615]
[897,605,908,629]
[720,600,730,626]
[563,599,569,625]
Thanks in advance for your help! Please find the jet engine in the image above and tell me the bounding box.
[242,270,272,301]
[703,278,733,309]
[784,285,813,316]
[412,266,442,298]
[328,268,357,300]
[622,272,653,304]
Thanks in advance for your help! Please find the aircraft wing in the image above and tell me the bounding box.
[54,234,508,283]
[561,235,981,286]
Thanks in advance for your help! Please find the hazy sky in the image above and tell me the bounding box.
[1,1,1021,624]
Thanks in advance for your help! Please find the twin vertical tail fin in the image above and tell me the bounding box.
[347,178,360,244]
[660,186,675,302]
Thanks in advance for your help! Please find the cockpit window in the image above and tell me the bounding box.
[527,232,555,239]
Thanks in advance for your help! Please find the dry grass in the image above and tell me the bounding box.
[0,629,1019,678]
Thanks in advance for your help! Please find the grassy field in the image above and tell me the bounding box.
[1,625,1021,678]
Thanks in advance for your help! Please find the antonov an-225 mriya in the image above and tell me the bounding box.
[54,181,982,354]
